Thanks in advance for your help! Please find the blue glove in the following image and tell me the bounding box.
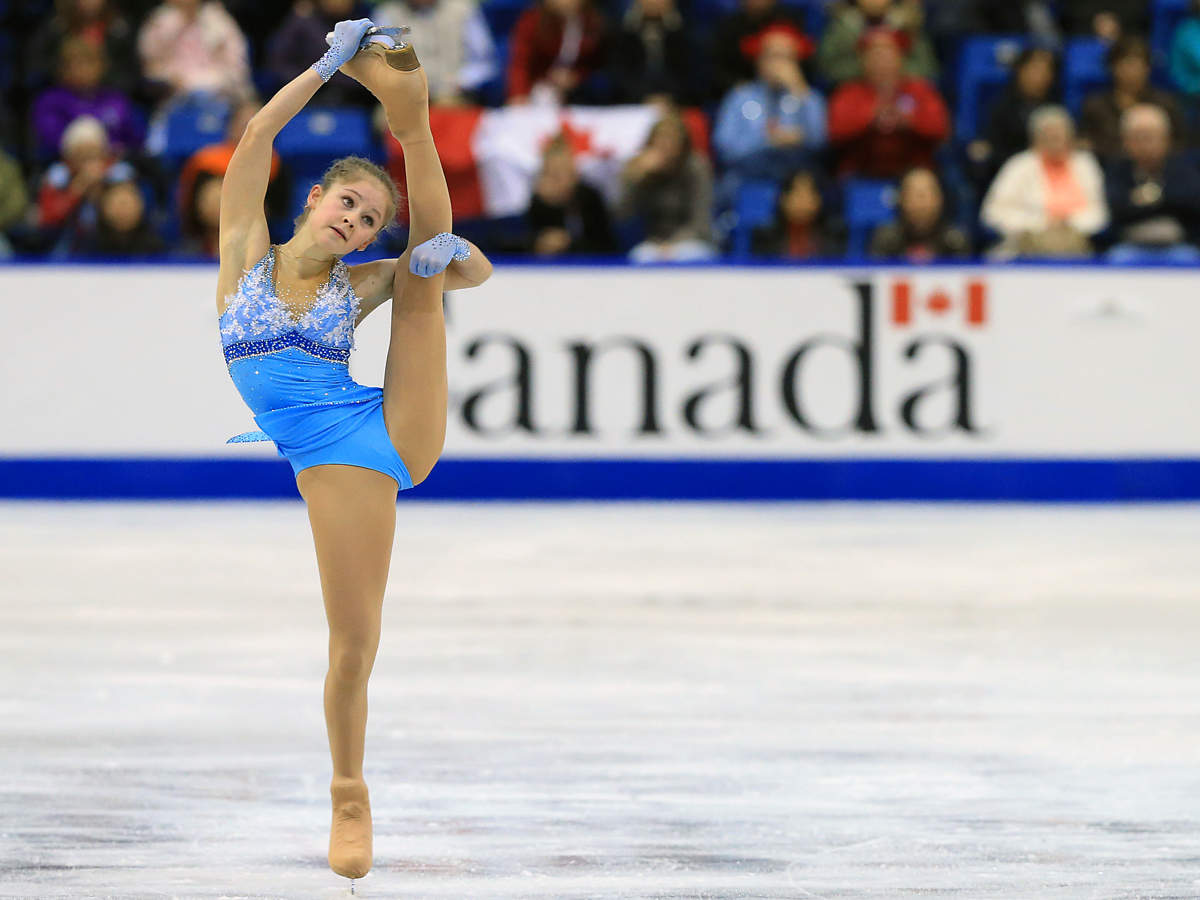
[409,232,471,278]
[312,18,375,82]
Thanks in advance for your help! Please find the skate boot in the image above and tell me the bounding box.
[328,778,373,880]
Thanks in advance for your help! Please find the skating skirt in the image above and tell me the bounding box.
[225,348,414,491]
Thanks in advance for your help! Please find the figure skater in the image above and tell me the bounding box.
[214,20,492,884]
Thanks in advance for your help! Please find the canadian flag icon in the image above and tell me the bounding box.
[891,280,988,327]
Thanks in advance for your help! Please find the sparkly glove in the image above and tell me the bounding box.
[312,18,375,83]
[409,232,471,278]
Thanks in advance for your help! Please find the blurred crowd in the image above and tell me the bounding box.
[2,0,1200,263]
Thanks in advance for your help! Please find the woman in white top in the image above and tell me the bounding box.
[981,104,1108,259]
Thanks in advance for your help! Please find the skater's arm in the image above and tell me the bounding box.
[219,69,323,264]
[219,20,374,283]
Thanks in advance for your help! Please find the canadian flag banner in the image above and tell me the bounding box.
[891,279,988,328]
[386,104,709,220]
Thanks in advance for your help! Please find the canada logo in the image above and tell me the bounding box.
[889,279,988,328]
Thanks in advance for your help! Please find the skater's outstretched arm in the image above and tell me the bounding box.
[216,18,375,307]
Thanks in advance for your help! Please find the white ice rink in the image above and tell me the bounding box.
[2,501,1200,899]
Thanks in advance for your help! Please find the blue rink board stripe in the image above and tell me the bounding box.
[1,457,1200,501]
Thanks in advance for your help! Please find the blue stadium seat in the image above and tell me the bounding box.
[1153,0,1190,73]
[476,35,509,106]
[275,108,376,173]
[160,98,230,166]
[1062,37,1109,117]
[844,178,897,258]
[954,36,1031,144]
[480,0,527,44]
[731,179,780,257]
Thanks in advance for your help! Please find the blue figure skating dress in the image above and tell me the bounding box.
[218,246,414,490]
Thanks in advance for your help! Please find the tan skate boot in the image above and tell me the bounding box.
[339,30,430,143]
[328,778,373,880]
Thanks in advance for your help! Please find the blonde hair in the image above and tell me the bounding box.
[293,156,402,235]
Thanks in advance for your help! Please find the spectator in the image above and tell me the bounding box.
[73,180,166,257]
[266,0,373,107]
[138,0,252,107]
[981,105,1108,258]
[969,47,1059,183]
[1057,0,1147,40]
[828,27,950,178]
[372,0,499,105]
[36,115,137,232]
[1080,37,1185,162]
[617,114,715,262]
[818,0,939,86]
[710,0,809,100]
[524,136,617,255]
[713,24,826,183]
[1170,0,1200,98]
[750,167,844,259]
[609,0,696,106]
[31,37,145,159]
[0,150,30,259]
[176,96,285,235]
[1104,104,1200,262]
[869,166,971,260]
[506,0,607,106]
[26,0,140,96]
[182,170,223,258]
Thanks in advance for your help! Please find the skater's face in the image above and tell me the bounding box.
[304,178,390,253]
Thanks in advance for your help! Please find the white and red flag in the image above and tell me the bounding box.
[386,104,709,220]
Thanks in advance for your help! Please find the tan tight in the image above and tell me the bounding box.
[294,56,455,882]
[295,463,398,879]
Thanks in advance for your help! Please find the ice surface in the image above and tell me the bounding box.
[1,501,1199,899]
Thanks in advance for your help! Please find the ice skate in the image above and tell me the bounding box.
[328,779,373,882]
[336,25,429,142]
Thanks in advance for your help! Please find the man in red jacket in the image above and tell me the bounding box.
[827,26,949,178]
[506,0,607,105]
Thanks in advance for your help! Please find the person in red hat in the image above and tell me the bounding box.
[713,23,827,183]
[827,26,949,179]
[710,0,811,100]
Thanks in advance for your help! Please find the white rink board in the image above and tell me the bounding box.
[1,264,1197,457]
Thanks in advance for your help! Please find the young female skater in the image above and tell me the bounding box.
[214,20,492,883]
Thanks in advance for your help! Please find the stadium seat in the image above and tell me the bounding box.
[275,108,378,186]
[730,178,780,257]
[954,36,1031,144]
[160,98,230,166]
[480,0,527,45]
[1153,0,1190,73]
[1062,37,1109,117]
[844,178,897,258]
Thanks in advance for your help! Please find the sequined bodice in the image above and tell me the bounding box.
[218,246,360,366]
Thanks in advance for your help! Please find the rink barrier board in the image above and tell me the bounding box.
[1,457,1199,501]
